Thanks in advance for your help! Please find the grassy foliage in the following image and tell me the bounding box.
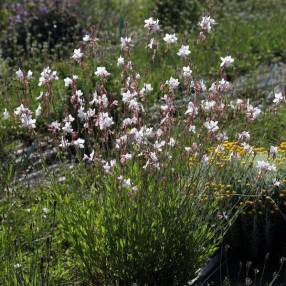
[1,0,286,285]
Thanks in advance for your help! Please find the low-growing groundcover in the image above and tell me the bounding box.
[1,4,286,286]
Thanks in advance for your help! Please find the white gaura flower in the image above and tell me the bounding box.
[217,78,232,92]
[256,160,276,174]
[64,77,73,87]
[182,66,192,78]
[273,91,285,105]
[166,77,180,90]
[16,69,32,81]
[48,121,61,133]
[83,150,95,163]
[154,140,166,152]
[241,142,253,154]
[59,137,70,149]
[38,66,58,87]
[90,93,109,109]
[27,70,33,80]
[246,104,261,121]
[216,132,228,142]
[21,115,36,129]
[201,100,216,112]
[73,138,85,149]
[201,154,209,165]
[83,34,91,42]
[35,104,42,117]
[198,16,216,33]
[270,146,278,158]
[185,101,198,117]
[168,138,176,147]
[189,125,196,133]
[122,90,137,103]
[220,56,234,68]
[163,33,177,44]
[3,108,10,120]
[177,45,190,58]
[148,38,155,49]
[117,55,125,66]
[144,17,160,32]
[273,178,281,187]
[121,37,133,50]
[102,159,116,173]
[64,75,78,87]
[204,120,219,133]
[62,122,74,134]
[16,68,24,80]
[95,66,110,78]
[14,263,21,269]
[78,106,87,121]
[96,112,114,130]
[238,131,250,141]
[64,114,75,123]
[14,104,36,129]
[72,48,83,63]
[140,83,153,95]
[120,153,133,164]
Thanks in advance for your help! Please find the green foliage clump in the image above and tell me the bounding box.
[154,0,202,32]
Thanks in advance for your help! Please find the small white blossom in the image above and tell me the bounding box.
[238,131,250,141]
[3,109,10,120]
[204,120,219,133]
[83,150,95,163]
[38,67,58,87]
[140,83,153,95]
[220,56,234,68]
[246,104,261,121]
[185,101,198,117]
[163,33,177,44]
[241,142,253,154]
[64,77,73,87]
[117,56,125,66]
[96,112,114,130]
[62,122,74,134]
[64,114,75,123]
[121,37,133,50]
[182,66,192,78]
[16,68,24,80]
[35,104,42,117]
[166,77,180,90]
[256,160,276,173]
[270,146,278,158]
[177,45,190,58]
[14,264,21,269]
[102,159,116,173]
[148,38,155,49]
[16,69,32,81]
[72,48,83,63]
[95,67,110,78]
[83,34,91,42]
[168,138,176,147]
[144,17,160,32]
[49,121,61,133]
[27,70,33,80]
[73,138,85,149]
[273,91,285,105]
[189,125,196,133]
[198,16,216,33]
[59,137,70,149]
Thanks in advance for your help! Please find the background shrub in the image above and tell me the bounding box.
[1,0,82,64]
[154,0,203,32]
